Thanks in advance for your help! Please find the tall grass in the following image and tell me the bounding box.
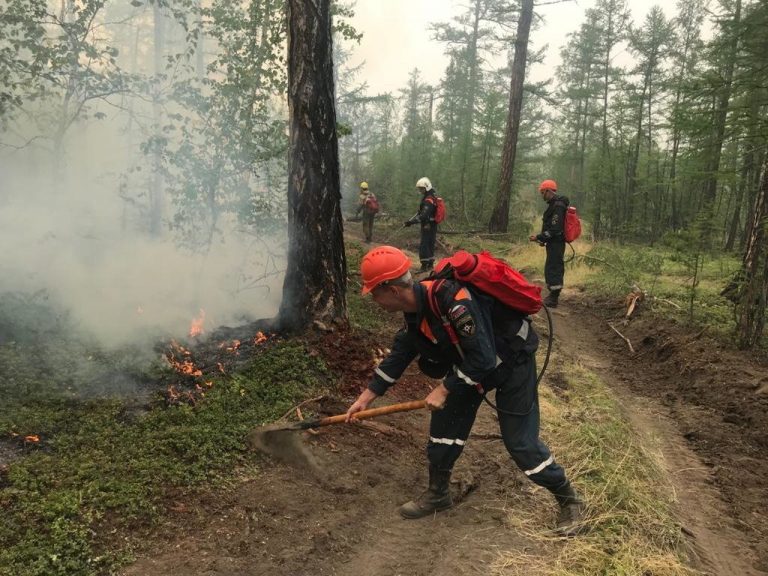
[491,362,699,575]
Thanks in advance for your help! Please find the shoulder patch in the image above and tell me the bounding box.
[448,304,467,321]
[450,304,476,337]
[455,313,476,337]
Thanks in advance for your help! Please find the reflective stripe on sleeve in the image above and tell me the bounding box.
[548,285,563,290]
[524,456,554,476]
[429,436,466,446]
[375,367,396,384]
[456,368,478,387]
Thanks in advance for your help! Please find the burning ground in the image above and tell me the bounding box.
[0,288,320,575]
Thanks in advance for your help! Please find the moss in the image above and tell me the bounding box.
[0,341,328,576]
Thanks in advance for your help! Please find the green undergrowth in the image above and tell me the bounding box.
[494,360,698,575]
[582,242,741,339]
[0,341,329,576]
[346,240,394,332]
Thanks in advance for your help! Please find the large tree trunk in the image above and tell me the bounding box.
[279,0,346,332]
[734,158,768,349]
[488,0,533,233]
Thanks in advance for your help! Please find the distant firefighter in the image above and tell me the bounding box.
[530,179,569,307]
[354,181,379,243]
[405,177,442,272]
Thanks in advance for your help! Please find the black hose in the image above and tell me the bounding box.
[480,302,553,416]
[564,242,576,263]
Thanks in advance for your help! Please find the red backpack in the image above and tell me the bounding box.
[427,196,446,224]
[564,205,581,242]
[428,250,542,316]
[425,251,541,366]
[365,194,380,214]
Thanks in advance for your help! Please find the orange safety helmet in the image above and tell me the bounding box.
[360,246,412,295]
[538,179,557,192]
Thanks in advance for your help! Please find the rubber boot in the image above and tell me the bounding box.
[552,482,585,536]
[399,466,452,519]
[543,289,561,308]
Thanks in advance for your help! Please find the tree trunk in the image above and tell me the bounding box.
[701,0,741,209]
[457,0,483,224]
[488,0,533,233]
[279,0,346,332]
[150,2,166,237]
[735,158,768,348]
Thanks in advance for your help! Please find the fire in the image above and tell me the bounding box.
[165,341,203,377]
[189,309,206,338]
[226,339,241,353]
[165,355,203,377]
[24,435,40,443]
[254,331,268,345]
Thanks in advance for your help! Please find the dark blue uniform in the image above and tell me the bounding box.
[536,194,569,293]
[415,192,438,269]
[368,280,568,493]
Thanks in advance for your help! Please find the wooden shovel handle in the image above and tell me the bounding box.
[318,400,427,426]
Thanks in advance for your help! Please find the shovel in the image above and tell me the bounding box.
[246,400,427,467]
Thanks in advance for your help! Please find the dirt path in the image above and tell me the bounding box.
[552,291,768,575]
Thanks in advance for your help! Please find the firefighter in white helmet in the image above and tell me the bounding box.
[405,177,439,271]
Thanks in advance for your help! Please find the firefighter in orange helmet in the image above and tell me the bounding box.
[347,245,585,535]
[529,179,569,307]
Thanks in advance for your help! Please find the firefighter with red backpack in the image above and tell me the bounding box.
[529,179,570,308]
[405,177,444,272]
[346,245,585,536]
[354,181,379,243]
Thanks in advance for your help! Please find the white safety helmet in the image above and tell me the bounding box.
[415,177,432,192]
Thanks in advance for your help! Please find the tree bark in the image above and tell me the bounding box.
[279,0,346,332]
[735,157,768,348]
[488,0,533,233]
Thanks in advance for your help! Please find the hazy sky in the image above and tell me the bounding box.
[346,0,678,95]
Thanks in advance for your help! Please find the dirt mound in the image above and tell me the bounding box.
[574,294,768,572]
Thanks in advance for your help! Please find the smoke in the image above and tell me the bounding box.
[0,118,285,352]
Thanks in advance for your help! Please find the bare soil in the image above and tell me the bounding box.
[120,239,768,576]
[563,293,768,574]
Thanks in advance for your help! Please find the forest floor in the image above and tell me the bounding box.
[118,231,768,576]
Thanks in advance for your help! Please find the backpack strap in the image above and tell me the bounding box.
[426,281,487,394]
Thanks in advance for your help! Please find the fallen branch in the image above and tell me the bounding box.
[608,322,634,353]
[652,297,682,310]
[276,394,328,423]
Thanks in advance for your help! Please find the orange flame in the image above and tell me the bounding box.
[24,435,40,443]
[189,309,205,338]
[254,331,268,345]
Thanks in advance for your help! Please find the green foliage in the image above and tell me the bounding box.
[583,241,741,337]
[0,0,129,140]
[0,341,329,576]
